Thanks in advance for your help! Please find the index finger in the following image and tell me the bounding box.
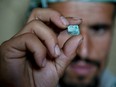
[27,8,69,28]
[27,8,82,29]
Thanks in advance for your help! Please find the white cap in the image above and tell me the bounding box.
[41,0,116,8]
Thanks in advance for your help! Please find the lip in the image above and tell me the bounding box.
[70,62,95,76]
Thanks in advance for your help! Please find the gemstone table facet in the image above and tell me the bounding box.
[67,25,80,35]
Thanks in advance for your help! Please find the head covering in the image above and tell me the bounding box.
[41,0,116,7]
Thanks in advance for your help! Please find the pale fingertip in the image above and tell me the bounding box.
[55,44,61,57]
[60,16,69,26]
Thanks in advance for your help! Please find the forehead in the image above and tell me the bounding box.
[48,2,114,24]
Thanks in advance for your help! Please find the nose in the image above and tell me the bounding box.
[77,31,90,59]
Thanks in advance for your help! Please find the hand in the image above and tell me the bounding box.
[0,8,83,87]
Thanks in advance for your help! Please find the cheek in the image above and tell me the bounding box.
[90,33,112,67]
[92,34,111,57]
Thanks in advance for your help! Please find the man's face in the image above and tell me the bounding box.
[48,2,114,86]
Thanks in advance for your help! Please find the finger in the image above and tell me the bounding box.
[56,35,83,77]
[3,33,47,67]
[27,8,69,28]
[28,8,82,28]
[14,20,61,58]
[66,17,82,24]
[0,34,47,87]
[63,35,83,58]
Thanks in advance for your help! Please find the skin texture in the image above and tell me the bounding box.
[0,8,82,87]
[0,2,115,87]
[48,2,114,86]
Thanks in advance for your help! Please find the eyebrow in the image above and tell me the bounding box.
[89,23,112,30]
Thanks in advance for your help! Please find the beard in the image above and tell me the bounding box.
[59,75,99,87]
[59,55,101,87]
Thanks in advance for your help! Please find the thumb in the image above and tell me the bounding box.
[56,35,83,77]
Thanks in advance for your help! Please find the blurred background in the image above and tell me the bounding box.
[0,0,116,75]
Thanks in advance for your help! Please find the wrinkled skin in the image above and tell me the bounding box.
[0,2,115,87]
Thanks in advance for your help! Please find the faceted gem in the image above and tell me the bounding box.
[67,25,80,35]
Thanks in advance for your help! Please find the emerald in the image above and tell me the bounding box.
[67,25,80,35]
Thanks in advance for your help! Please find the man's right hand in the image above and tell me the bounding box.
[0,8,82,87]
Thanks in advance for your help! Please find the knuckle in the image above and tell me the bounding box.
[31,8,61,17]
[48,8,60,16]
[0,40,13,59]
[29,20,42,29]
[23,33,36,39]
[31,8,41,15]
[50,9,61,16]
[31,20,39,26]
[0,40,10,50]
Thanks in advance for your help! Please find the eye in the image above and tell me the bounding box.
[89,24,111,35]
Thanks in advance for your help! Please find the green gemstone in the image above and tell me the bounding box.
[67,25,80,35]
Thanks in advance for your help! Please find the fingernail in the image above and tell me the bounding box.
[73,17,82,23]
[42,58,47,67]
[72,17,82,20]
[55,45,61,57]
[60,16,69,26]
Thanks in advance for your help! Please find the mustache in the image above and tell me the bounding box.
[72,55,101,68]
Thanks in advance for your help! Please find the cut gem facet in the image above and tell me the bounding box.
[67,25,80,35]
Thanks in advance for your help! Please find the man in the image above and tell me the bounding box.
[0,0,116,87]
